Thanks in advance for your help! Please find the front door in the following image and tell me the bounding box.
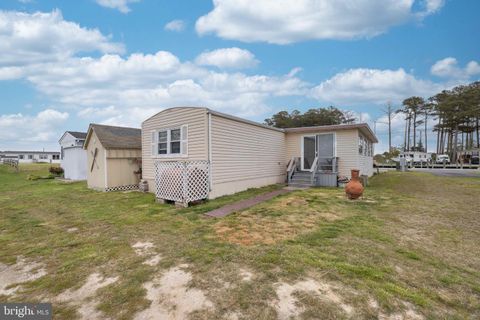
[301,136,316,171]
[317,133,335,171]
[301,134,335,171]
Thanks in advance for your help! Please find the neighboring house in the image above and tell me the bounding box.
[142,107,377,206]
[0,151,61,163]
[83,124,142,191]
[59,131,87,180]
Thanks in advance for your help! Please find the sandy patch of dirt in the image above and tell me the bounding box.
[0,256,47,295]
[377,302,424,320]
[239,268,253,282]
[272,278,353,320]
[57,273,118,320]
[143,254,162,267]
[132,242,162,267]
[132,241,155,257]
[67,227,78,233]
[134,265,213,320]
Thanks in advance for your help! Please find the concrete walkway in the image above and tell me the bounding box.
[204,188,292,218]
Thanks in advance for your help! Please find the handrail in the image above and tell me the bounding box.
[286,157,297,184]
[310,156,319,184]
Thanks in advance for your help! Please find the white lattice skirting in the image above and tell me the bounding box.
[154,161,210,203]
[105,184,139,192]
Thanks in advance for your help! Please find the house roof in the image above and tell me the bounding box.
[84,124,141,150]
[59,131,87,144]
[143,107,378,143]
[284,123,378,143]
[67,131,87,139]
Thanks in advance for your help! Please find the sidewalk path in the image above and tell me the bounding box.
[204,188,292,218]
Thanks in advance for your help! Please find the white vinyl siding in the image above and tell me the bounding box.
[142,108,208,183]
[210,114,286,185]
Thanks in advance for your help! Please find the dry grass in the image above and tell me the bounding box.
[1,164,479,319]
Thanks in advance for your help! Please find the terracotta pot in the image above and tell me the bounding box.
[345,169,364,200]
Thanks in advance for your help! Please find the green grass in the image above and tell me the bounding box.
[0,163,479,319]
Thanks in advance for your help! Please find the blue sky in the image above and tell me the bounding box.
[0,0,479,152]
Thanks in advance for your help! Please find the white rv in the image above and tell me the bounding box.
[398,152,432,165]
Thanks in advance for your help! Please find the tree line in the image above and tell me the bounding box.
[264,106,356,128]
[397,81,480,160]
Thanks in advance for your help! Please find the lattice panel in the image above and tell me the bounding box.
[105,184,139,192]
[154,161,210,203]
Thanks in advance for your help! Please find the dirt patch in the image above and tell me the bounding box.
[214,214,320,246]
[132,241,155,257]
[143,255,162,267]
[239,268,254,282]
[213,193,354,245]
[0,256,46,295]
[377,302,424,320]
[272,278,353,319]
[134,264,213,320]
[57,273,118,320]
[67,227,78,233]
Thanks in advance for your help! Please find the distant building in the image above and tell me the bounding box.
[59,131,88,180]
[0,150,61,163]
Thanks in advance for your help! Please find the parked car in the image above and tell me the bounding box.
[436,154,450,164]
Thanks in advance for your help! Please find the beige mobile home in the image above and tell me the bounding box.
[142,107,377,206]
[84,124,142,192]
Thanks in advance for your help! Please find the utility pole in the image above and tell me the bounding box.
[382,102,394,153]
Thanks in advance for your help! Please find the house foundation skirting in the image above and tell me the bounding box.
[104,184,139,192]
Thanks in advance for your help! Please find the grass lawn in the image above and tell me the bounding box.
[1,163,479,319]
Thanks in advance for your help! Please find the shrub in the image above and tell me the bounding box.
[49,166,64,176]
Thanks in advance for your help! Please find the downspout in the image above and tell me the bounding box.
[208,112,212,191]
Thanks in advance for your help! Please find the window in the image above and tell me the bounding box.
[158,131,168,154]
[39,154,48,159]
[52,154,60,160]
[19,155,24,159]
[151,126,188,157]
[28,155,33,159]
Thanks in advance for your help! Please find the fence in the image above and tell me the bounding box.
[154,160,210,206]
[2,158,19,172]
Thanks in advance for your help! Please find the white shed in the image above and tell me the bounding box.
[59,131,87,180]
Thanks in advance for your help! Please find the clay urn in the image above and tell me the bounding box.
[345,169,364,200]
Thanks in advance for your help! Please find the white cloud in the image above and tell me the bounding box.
[431,57,480,79]
[164,20,186,32]
[195,47,259,69]
[0,109,69,146]
[0,10,124,68]
[11,51,307,124]
[95,0,140,13]
[311,68,442,105]
[196,0,444,44]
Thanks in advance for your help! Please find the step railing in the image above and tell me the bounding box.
[286,157,300,184]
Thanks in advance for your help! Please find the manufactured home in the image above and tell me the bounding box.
[142,107,377,206]
[59,131,87,180]
[0,151,61,163]
[83,124,142,192]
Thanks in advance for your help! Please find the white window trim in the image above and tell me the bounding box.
[151,125,188,159]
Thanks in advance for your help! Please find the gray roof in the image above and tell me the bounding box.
[86,124,141,150]
[284,123,378,143]
[144,107,378,142]
[67,131,87,139]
